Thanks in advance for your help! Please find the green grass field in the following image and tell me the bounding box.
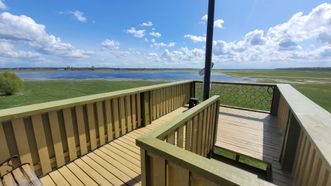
[220,70,331,112]
[0,80,162,109]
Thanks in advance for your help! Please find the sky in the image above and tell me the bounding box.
[0,0,331,69]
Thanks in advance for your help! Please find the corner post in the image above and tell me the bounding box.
[271,85,280,116]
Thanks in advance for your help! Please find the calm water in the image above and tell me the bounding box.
[16,71,253,82]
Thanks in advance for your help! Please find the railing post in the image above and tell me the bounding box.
[213,100,220,146]
[142,91,151,126]
[191,81,196,98]
[279,111,301,171]
[271,86,280,116]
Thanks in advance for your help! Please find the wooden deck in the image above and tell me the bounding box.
[216,107,293,186]
[40,107,187,186]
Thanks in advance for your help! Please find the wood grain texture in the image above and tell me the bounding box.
[75,106,88,155]
[11,118,33,166]
[48,111,65,167]
[31,114,52,174]
[63,108,77,160]
[87,103,97,150]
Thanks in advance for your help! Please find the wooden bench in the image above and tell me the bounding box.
[0,156,42,186]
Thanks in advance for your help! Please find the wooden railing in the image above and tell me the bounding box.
[274,84,331,186]
[194,81,277,113]
[0,80,193,176]
[137,96,274,186]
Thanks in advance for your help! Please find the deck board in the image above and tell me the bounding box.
[40,107,186,186]
[216,107,293,186]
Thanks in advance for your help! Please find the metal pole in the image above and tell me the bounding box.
[203,0,215,100]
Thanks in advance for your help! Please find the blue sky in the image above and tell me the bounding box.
[0,0,331,69]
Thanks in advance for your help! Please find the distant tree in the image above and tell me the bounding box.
[0,72,23,95]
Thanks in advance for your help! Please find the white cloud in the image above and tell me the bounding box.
[126,27,145,38]
[101,39,120,50]
[201,14,208,22]
[151,42,175,49]
[141,21,153,27]
[0,40,40,58]
[0,0,6,10]
[184,34,206,43]
[208,3,331,65]
[70,10,87,23]
[201,15,225,28]
[0,12,91,59]
[214,19,224,28]
[150,31,161,38]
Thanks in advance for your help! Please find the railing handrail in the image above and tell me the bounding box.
[141,95,219,140]
[0,80,193,122]
[277,84,331,170]
[137,96,274,185]
[194,80,276,87]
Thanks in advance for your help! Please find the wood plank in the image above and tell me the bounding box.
[150,154,166,186]
[167,133,175,145]
[99,147,140,173]
[74,106,88,155]
[191,174,218,186]
[31,114,52,174]
[137,94,142,127]
[105,100,114,142]
[307,151,321,186]
[131,95,137,129]
[156,89,160,119]
[125,96,133,132]
[104,143,141,166]
[49,170,70,186]
[177,126,184,148]
[87,103,97,150]
[167,162,189,186]
[197,112,204,156]
[205,106,211,155]
[86,153,137,185]
[40,175,56,186]
[22,164,42,186]
[94,149,139,180]
[119,96,127,135]
[96,102,105,146]
[48,111,65,167]
[12,168,29,185]
[63,108,77,160]
[11,118,33,166]
[66,162,98,186]
[57,166,84,186]
[74,159,113,185]
[2,173,18,186]
[192,116,199,154]
[185,121,193,151]
[0,123,10,164]
[112,98,120,138]
[140,149,148,186]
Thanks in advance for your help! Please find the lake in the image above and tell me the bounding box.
[16,70,253,82]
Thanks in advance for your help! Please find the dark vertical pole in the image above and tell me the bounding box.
[203,0,215,100]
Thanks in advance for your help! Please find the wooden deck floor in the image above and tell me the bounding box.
[40,107,187,186]
[216,107,293,186]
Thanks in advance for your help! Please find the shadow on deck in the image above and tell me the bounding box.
[215,107,292,186]
[40,108,187,186]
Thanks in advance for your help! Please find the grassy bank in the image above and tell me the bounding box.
[0,80,162,109]
[220,70,331,112]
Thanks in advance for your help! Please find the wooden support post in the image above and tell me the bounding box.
[191,82,196,98]
[271,86,280,116]
[280,111,301,171]
[142,92,151,126]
